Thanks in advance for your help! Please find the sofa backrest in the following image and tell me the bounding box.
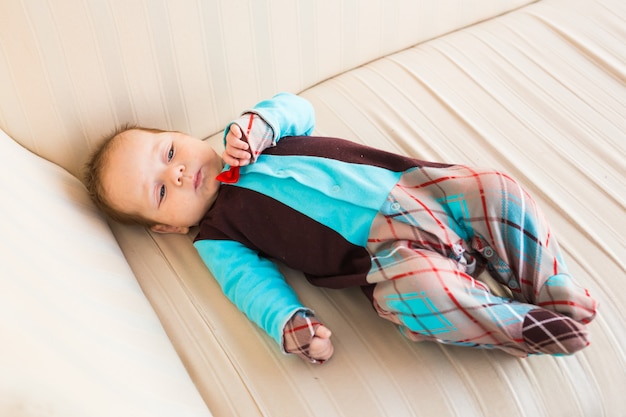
[0,0,535,177]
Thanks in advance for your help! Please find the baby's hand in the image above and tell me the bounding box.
[309,325,334,364]
[222,123,251,167]
[283,312,334,365]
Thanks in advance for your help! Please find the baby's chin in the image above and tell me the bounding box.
[191,193,219,226]
[203,179,221,204]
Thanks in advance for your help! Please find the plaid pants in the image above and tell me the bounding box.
[367,165,597,356]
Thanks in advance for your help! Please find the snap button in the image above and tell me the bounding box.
[391,202,401,211]
[331,185,341,193]
[482,247,494,259]
[508,280,519,289]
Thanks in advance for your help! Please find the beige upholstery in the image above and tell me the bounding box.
[1,0,624,416]
[0,130,210,416]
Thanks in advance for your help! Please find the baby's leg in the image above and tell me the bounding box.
[369,241,589,356]
[417,166,597,323]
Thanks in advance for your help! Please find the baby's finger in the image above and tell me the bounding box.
[221,151,238,167]
[315,325,332,339]
[232,138,250,151]
[229,123,243,139]
[227,146,250,159]
[222,149,251,167]
[226,134,250,154]
[309,337,334,363]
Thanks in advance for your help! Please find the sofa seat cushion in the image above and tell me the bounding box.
[119,0,624,415]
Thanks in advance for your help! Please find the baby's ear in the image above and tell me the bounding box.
[150,224,190,234]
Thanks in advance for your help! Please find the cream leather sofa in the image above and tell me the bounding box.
[1,0,624,416]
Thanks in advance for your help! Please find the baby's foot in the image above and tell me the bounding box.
[522,309,589,355]
[537,274,597,324]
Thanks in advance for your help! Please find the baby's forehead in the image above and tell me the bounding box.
[119,128,160,142]
[101,130,157,199]
[111,129,159,153]
[105,129,155,171]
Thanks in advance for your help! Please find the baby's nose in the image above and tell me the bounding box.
[172,165,185,184]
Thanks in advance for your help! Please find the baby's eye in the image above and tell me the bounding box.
[167,145,174,162]
[159,185,166,202]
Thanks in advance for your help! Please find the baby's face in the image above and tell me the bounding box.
[102,129,223,232]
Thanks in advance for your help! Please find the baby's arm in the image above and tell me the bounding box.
[245,92,315,139]
[223,92,315,166]
[195,238,334,364]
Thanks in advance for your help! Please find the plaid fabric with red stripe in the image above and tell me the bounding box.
[365,165,596,356]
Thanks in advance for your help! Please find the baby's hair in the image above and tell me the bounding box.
[84,124,161,226]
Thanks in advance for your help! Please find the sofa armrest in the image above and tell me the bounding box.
[0,129,211,417]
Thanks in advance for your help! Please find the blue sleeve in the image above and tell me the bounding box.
[223,92,315,144]
[247,92,315,139]
[194,239,307,347]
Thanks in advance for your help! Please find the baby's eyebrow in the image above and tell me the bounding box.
[147,139,162,209]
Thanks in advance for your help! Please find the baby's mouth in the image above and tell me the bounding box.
[194,169,202,190]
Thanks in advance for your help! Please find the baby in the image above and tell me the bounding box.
[85,93,597,364]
